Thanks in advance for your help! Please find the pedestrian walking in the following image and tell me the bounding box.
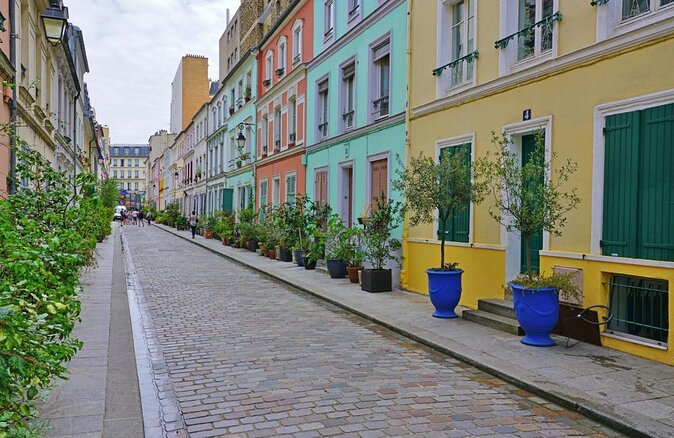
[138,210,144,227]
[188,211,198,239]
[131,209,138,225]
[146,211,152,226]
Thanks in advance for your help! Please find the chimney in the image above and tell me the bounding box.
[226,8,230,25]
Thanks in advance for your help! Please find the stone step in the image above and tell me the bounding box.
[478,298,516,319]
[462,309,523,336]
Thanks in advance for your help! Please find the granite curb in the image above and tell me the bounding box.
[154,223,671,438]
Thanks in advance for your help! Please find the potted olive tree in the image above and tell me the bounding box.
[394,149,487,318]
[361,198,402,292]
[325,214,351,278]
[477,130,580,346]
[346,228,364,283]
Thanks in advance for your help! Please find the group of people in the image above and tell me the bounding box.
[120,209,152,227]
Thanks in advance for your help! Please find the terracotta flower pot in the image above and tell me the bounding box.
[347,266,362,283]
[204,230,214,239]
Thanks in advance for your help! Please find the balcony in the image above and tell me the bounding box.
[342,110,354,129]
[372,95,390,119]
[318,122,328,139]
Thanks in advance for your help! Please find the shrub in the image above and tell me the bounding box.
[0,148,111,435]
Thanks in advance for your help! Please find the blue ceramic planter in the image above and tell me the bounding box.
[511,283,560,347]
[427,269,463,319]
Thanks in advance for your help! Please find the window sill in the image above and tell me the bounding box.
[601,331,668,350]
[438,79,476,99]
[507,51,554,75]
[610,5,674,39]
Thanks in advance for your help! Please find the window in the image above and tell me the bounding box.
[317,79,329,139]
[440,0,476,88]
[292,21,303,63]
[135,147,139,155]
[324,0,335,39]
[120,159,124,167]
[259,180,268,221]
[348,0,360,18]
[286,173,297,203]
[288,98,297,143]
[622,0,674,20]
[272,177,280,206]
[274,107,281,150]
[315,169,328,205]
[601,103,674,262]
[135,159,139,167]
[134,182,139,191]
[341,62,356,131]
[517,0,554,61]
[127,182,131,190]
[113,159,117,166]
[370,158,388,205]
[437,144,471,242]
[262,115,269,154]
[135,170,139,178]
[265,51,273,83]
[372,40,391,119]
[113,170,117,178]
[278,39,286,75]
[127,170,132,178]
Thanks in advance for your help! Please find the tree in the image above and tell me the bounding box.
[394,148,487,270]
[476,131,581,277]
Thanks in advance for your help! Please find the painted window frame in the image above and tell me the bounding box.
[288,96,297,144]
[265,50,274,83]
[339,57,357,133]
[369,33,392,123]
[272,176,281,207]
[324,0,336,44]
[292,19,304,64]
[316,75,330,141]
[259,178,268,220]
[433,133,476,244]
[277,36,287,77]
[365,151,391,207]
[261,113,269,155]
[497,0,560,76]
[314,166,329,205]
[274,106,282,151]
[285,172,297,204]
[347,0,361,26]
[436,0,478,98]
[596,0,674,41]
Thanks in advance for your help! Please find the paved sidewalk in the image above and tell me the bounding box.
[156,224,674,438]
[37,224,143,437]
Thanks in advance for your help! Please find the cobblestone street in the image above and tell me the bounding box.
[124,225,620,438]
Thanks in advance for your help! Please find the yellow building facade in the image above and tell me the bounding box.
[406,0,674,364]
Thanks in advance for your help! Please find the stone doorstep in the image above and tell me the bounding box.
[153,224,672,438]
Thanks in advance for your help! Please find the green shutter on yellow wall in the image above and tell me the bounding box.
[602,103,674,262]
[437,144,471,243]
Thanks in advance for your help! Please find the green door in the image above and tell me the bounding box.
[520,134,543,274]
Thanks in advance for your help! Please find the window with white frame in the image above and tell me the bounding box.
[324,0,335,39]
[262,114,269,154]
[437,0,476,89]
[274,107,281,150]
[278,38,286,76]
[317,79,329,139]
[292,20,303,63]
[288,98,297,143]
[265,51,273,83]
[341,62,356,131]
[259,179,268,221]
[285,173,297,203]
[622,0,673,20]
[517,0,555,62]
[371,39,391,119]
[348,0,361,20]
[272,177,280,206]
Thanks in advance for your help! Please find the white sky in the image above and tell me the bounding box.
[67,0,241,144]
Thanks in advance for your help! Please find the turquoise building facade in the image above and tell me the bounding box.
[305,0,407,230]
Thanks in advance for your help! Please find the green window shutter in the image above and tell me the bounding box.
[222,188,234,213]
[639,104,674,262]
[437,144,471,242]
[602,111,640,258]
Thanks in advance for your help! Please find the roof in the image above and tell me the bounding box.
[209,80,220,96]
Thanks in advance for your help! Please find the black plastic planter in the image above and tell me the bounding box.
[304,259,317,270]
[361,269,392,293]
[294,249,306,267]
[279,247,293,262]
[326,260,348,278]
[246,239,258,252]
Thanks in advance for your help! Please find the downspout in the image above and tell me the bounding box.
[400,0,413,290]
[8,0,17,194]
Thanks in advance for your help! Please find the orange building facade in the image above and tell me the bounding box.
[255,0,313,212]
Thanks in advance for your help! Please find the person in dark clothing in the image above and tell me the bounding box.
[188,211,198,238]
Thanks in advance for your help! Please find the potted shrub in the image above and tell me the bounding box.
[304,223,325,270]
[214,211,234,245]
[237,204,258,251]
[477,131,581,346]
[324,214,349,278]
[394,149,488,318]
[360,198,402,293]
[346,228,365,283]
[202,213,217,239]
[244,84,252,102]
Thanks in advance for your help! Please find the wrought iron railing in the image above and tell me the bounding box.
[372,95,389,118]
[494,12,562,50]
[433,51,479,77]
[606,275,669,345]
[342,110,354,128]
[318,122,328,138]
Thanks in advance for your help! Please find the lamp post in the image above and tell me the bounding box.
[40,1,68,46]
[235,122,254,165]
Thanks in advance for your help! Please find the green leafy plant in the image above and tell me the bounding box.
[214,211,235,240]
[476,130,581,280]
[394,149,488,270]
[362,198,402,270]
[0,148,111,436]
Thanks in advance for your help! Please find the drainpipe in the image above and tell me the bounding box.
[8,0,17,195]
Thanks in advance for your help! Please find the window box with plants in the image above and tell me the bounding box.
[244,85,252,102]
[394,147,487,318]
[477,131,580,346]
[360,198,402,293]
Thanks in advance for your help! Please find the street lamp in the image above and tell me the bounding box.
[40,1,68,46]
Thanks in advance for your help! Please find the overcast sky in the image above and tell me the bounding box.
[67,0,241,145]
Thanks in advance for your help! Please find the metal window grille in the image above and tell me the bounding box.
[606,275,668,346]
